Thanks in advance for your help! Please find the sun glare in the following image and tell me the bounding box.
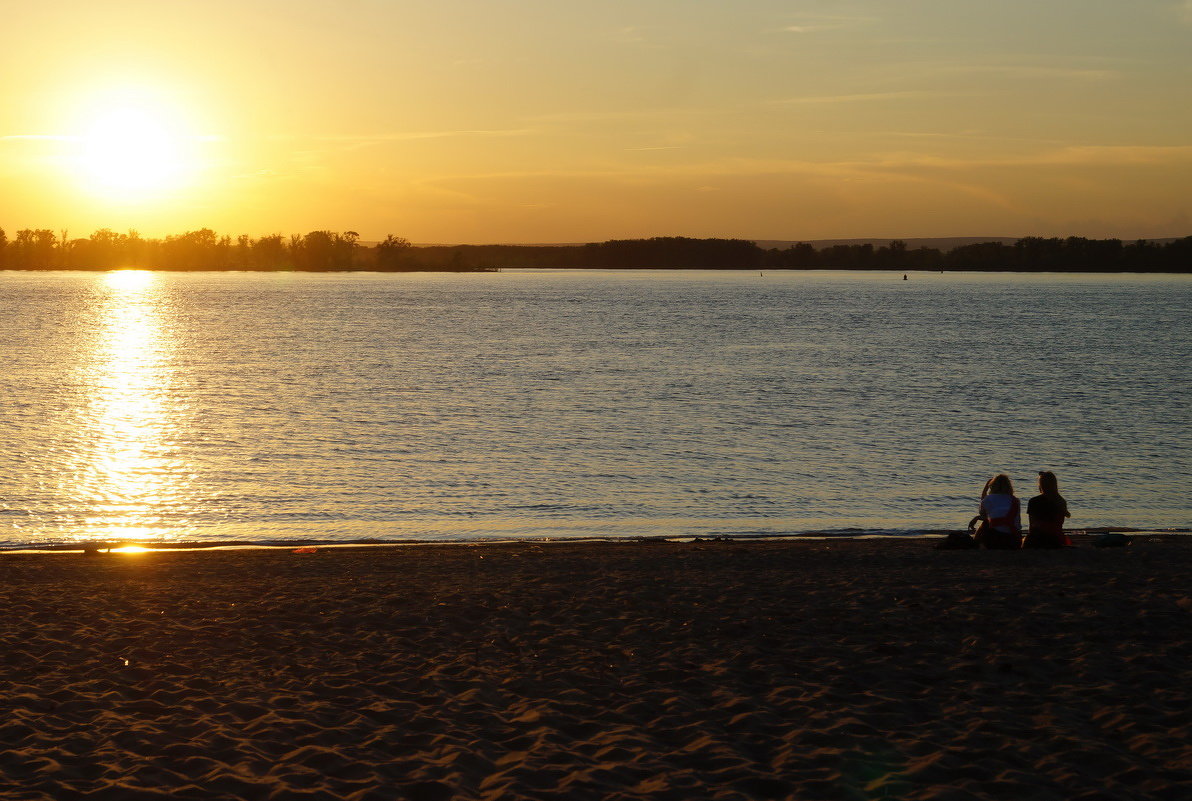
[104,268,155,290]
[80,268,184,544]
[110,544,151,554]
[75,103,196,200]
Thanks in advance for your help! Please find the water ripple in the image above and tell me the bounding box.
[0,269,1188,545]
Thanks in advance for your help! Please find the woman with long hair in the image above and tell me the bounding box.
[1024,471,1071,548]
[976,474,1022,549]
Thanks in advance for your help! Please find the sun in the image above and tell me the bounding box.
[75,103,196,200]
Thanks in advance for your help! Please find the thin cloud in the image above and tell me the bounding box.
[771,91,944,105]
[781,25,836,34]
[1018,144,1192,167]
[611,26,647,45]
[875,130,1072,146]
[261,128,540,158]
[859,145,1192,171]
[412,145,1192,225]
[874,57,1126,88]
[410,158,1022,218]
[277,128,539,144]
[778,14,877,34]
[529,106,739,126]
[953,65,1119,81]
[409,145,1192,193]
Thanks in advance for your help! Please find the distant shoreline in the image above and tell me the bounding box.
[3,231,1188,272]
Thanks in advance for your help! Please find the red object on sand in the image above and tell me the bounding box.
[293,547,318,554]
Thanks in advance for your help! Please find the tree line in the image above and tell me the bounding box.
[763,236,1191,272]
[0,228,446,271]
[0,228,1188,272]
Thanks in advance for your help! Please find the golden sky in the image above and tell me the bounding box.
[2,0,1190,242]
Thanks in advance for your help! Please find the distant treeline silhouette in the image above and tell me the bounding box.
[0,228,481,271]
[764,236,1191,272]
[0,228,1188,272]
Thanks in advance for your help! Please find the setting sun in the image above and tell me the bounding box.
[74,102,196,200]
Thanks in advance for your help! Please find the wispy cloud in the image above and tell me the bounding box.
[262,128,539,158]
[950,64,1119,81]
[1011,144,1192,167]
[611,26,647,45]
[410,144,1192,227]
[771,91,944,105]
[409,145,1192,193]
[871,57,1126,88]
[859,144,1192,171]
[875,130,1072,146]
[795,144,1192,173]
[275,128,538,144]
[778,14,877,34]
[528,106,739,126]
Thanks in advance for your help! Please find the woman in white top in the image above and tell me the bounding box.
[976,474,1022,549]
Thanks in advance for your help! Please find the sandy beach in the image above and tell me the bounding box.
[1,537,1189,800]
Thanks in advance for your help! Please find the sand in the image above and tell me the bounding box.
[1,537,1189,801]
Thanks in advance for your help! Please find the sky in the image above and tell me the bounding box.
[2,0,1190,243]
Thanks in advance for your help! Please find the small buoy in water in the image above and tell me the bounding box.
[903,274,908,280]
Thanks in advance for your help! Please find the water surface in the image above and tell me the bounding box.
[1,269,1188,545]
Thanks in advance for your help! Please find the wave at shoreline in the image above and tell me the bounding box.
[4,526,1189,554]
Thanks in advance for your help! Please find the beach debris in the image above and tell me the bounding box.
[935,530,978,549]
[293,546,318,554]
[1093,532,1131,548]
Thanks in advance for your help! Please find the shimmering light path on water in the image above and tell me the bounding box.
[1,269,1188,546]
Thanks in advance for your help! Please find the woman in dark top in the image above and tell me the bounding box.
[1025,471,1071,548]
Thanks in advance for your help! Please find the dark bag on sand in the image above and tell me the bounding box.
[1093,531,1130,547]
[980,528,1022,550]
[936,530,978,550]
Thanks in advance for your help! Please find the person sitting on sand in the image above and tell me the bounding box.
[975,474,1022,549]
[1024,471,1072,549]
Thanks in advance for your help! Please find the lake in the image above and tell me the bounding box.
[1,269,1188,546]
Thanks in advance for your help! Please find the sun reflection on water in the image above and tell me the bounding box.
[80,270,183,542]
[109,544,151,554]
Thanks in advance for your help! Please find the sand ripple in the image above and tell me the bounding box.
[1,539,1189,799]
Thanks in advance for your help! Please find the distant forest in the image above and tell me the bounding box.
[0,227,1189,272]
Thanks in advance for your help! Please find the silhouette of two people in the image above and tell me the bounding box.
[969,472,1071,549]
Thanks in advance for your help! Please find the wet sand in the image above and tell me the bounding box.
[1,538,1189,800]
